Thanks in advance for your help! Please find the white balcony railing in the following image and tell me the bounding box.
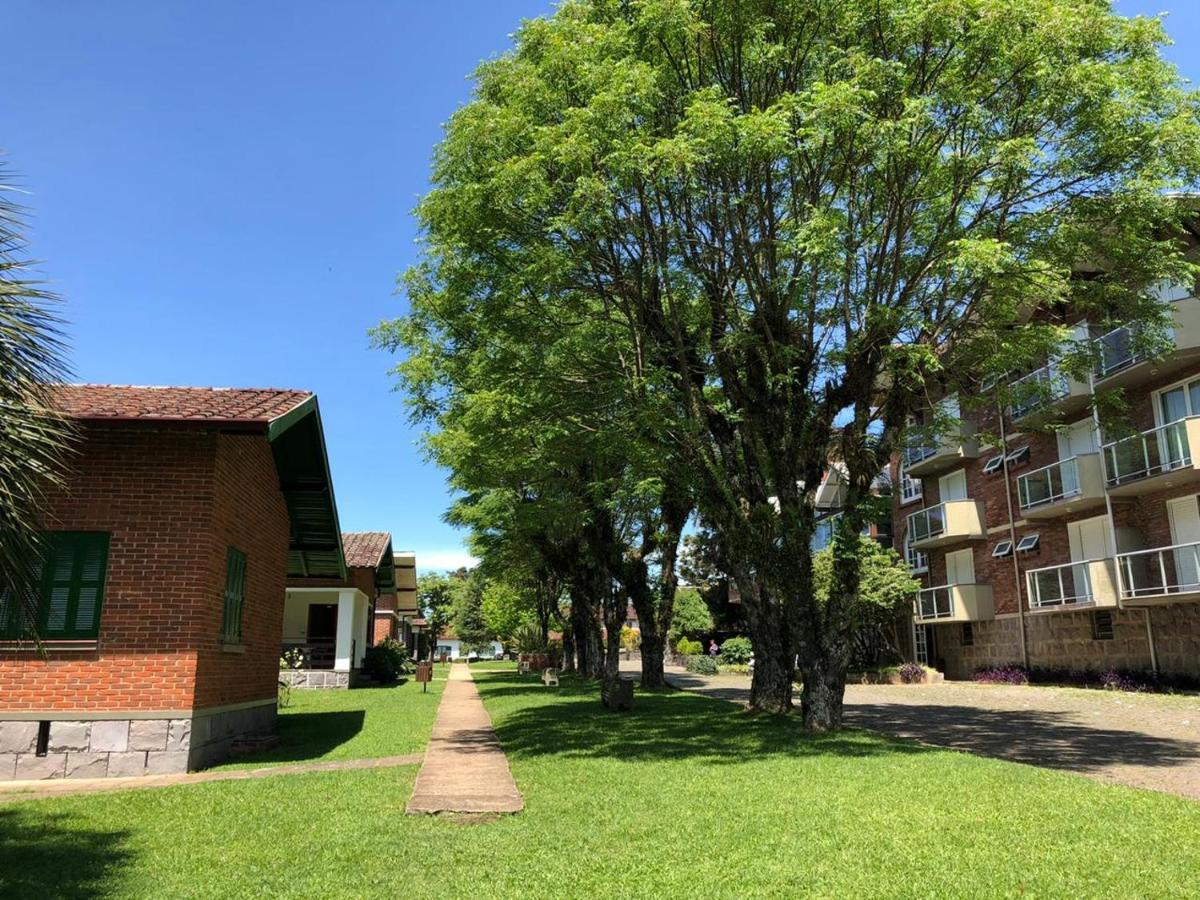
[1117,541,1200,600]
[1094,324,1152,379]
[915,585,956,620]
[1026,559,1095,608]
[1009,362,1070,420]
[1102,420,1192,487]
[1017,457,1081,511]
[902,439,938,469]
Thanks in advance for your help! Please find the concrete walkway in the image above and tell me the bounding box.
[0,753,423,804]
[633,661,1200,801]
[406,663,523,815]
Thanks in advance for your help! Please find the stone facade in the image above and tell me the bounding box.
[0,701,276,780]
[280,669,352,689]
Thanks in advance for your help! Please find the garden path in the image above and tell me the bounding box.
[406,663,523,814]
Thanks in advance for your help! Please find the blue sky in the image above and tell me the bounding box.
[4,1,1197,572]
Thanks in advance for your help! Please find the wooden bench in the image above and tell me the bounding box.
[541,667,559,686]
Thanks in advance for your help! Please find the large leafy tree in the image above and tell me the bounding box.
[0,162,74,642]
[394,0,1200,727]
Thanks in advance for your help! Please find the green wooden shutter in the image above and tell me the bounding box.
[39,533,110,640]
[222,548,247,643]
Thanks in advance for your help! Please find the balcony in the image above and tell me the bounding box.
[813,468,846,510]
[913,583,995,624]
[1117,541,1200,605]
[1008,362,1090,426]
[901,423,981,478]
[1026,558,1118,611]
[1094,298,1200,392]
[1016,454,1106,519]
[1102,417,1200,497]
[906,499,987,550]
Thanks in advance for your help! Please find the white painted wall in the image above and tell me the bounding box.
[434,638,505,660]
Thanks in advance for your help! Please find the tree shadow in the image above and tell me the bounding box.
[846,701,1200,777]
[230,710,365,766]
[0,807,133,897]
[476,673,927,764]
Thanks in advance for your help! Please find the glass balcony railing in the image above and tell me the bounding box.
[1094,324,1152,379]
[915,586,956,620]
[1117,541,1200,600]
[1017,457,1081,511]
[902,439,938,469]
[1102,420,1192,487]
[906,504,946,545]
[1009,363,1071,420]
[1026,559,1095,608]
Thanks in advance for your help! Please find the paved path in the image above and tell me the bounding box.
[0,753,423,804]
[647,663,1200,801]
[406,663,523,815]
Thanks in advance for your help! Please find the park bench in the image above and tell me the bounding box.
[518,658,531,675]
[541,667,559,686]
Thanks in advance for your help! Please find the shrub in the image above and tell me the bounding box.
[620,626,641,652]
[685,654,719,675]
[897,662,926,684]
[719,663,752,675]
[362,638,409,683]
[973,664,1029,685]
[718,636,752,664]
[676,637,703,657]
[512,622,548,655]
[1100,669,1145,692]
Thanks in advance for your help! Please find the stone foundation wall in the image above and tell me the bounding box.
[932,604,1200,680]
[280,668,351,689]
[0,700,276,781]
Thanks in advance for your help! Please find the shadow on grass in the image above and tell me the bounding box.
[0,808,132,897]
[476,673,925,764]
[847,701,1200,776]
[231,710,365,766]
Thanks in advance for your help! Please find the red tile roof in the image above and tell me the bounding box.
[341,531,391,569]
[53,384,312,425]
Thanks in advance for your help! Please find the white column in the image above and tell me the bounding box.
[334,589,356,672]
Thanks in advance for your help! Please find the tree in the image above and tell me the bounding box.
[0,161,74,645]
[669,586,713,642]
[417,571,457,660]
[452,571,493,654]
[813,536,920,669]
[396,0,1200,727]
[481,578,533,642]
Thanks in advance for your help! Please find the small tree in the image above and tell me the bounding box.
[669,587,714,642]
[619,625,641,654]
[418,571,457,661]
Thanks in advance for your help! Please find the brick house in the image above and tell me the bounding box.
[894,284,1200,680]
[372,549,419,653]
[0,385,346,780]
[282,532,415,688]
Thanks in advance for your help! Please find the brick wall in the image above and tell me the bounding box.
[191,432,290,709]
[0,424,290,713]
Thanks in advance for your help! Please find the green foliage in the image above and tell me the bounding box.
[481,579,533,640]
[624,626,642,650]
[675,637,702,657]
[511,622,548,655]
[719,637,753,665]
[362,638,410,684]
[417,571,458,654]
[0,160,75,641]
[669,586,713,641]
[685,655,720,675]
[452,572,493,650]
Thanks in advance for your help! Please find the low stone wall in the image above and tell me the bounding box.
[280,668,352,689]
[933,603,1200,680]
[0,700,276,781]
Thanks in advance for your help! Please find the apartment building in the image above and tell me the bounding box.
[893,286,1200,680]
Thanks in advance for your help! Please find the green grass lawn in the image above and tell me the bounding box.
[4,671,1200,898]
[214,674,445,769]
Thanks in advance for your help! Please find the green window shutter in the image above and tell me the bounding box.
[222,548,247,643]
[36,533,110,641]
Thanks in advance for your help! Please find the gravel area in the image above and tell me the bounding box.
[649,663,1200,800]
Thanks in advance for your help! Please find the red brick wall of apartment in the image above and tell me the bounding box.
[0,426,214,711]
[190,432,290,710]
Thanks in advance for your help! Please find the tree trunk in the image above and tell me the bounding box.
[740,579,793,714]
[798,656,846,730]
[639,629,666,689]
[560,624,576,673]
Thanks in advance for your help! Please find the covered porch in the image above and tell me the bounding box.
[281,587,371,689]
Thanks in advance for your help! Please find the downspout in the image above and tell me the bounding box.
[996,398,1030,669]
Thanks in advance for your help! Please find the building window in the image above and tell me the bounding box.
[900,469,923,504]
[1016,533,1040,553]
[1092,610,1115,641]
[982,454,1005,474]
[904,535,928,573]
[222,547,247,644]
[961,622,974,646]
[1005,446,1031,466]
[0,532,110,641]
[913,624,929,665]
[991,541,1013,559]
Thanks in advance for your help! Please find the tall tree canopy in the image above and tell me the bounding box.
[382,0,1200,726]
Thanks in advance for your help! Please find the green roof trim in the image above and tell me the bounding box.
[268,396,346,581]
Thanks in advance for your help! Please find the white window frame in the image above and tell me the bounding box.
[899,468,923,506]
[1153,373,1200,427]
